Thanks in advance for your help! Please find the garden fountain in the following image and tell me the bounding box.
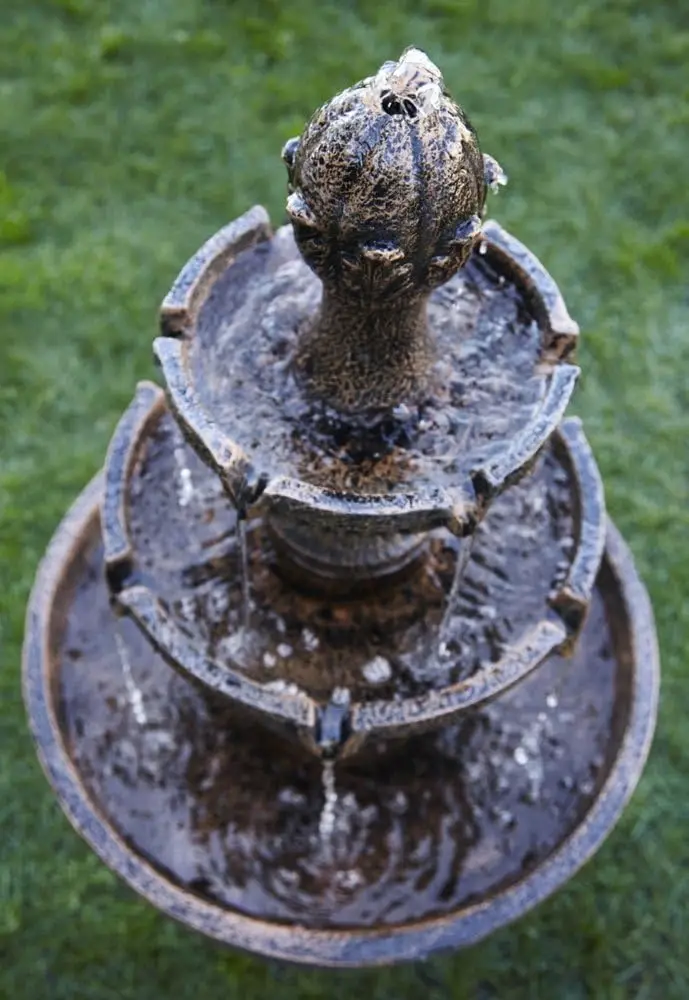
[23,48,659,966]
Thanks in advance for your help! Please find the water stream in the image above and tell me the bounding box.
[237,518,251,633]
[318,758,338,862]
[437,536,474,657]
[115,626,147,725]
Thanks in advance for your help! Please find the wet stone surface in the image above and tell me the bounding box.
[126,408,574,702]
[190,226,551,494]
[59,528,618,930]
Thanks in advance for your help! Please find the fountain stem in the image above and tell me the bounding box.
[296,288,432,413]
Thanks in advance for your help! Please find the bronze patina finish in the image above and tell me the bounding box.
[22,47,659,968]
[155,213,579,583]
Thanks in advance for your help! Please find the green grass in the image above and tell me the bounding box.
[1,1,688,996]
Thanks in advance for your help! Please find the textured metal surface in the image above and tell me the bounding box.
[152,57,579,571]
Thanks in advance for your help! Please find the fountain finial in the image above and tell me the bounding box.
[282,48,505,413]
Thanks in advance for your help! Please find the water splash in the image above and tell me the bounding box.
[115,628,147,725]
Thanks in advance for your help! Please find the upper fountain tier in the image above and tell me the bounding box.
[154,49,579,579]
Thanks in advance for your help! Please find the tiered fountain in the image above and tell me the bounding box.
[23,48,659,967]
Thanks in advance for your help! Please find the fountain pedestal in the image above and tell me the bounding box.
[22,46,658,967]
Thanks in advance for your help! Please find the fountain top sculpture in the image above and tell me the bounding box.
[283,46,504,412]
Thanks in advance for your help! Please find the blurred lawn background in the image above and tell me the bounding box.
[1,1,688,997]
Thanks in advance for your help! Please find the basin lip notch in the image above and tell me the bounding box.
[100,381,605,758]
[153,207,580,532]
[22,473,659,967]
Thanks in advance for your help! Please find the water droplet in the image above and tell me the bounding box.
[277,787,306,807]
[264,679,301,696]
[173,441,195,508]
[390,790,408,815]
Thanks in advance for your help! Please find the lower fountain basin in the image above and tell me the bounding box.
[23,474,658,967]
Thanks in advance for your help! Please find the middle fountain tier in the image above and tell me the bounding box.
[104,380,603,758]
[103,48,603,759]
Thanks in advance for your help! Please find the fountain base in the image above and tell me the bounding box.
[23,475,658,967]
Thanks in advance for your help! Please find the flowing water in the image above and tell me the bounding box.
[191,225,553,496]
[437,535,474,657]
[115,625,147,726]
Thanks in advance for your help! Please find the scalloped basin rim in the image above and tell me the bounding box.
[153,209,580,521]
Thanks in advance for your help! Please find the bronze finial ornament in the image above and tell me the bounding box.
[284,47,505,412]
